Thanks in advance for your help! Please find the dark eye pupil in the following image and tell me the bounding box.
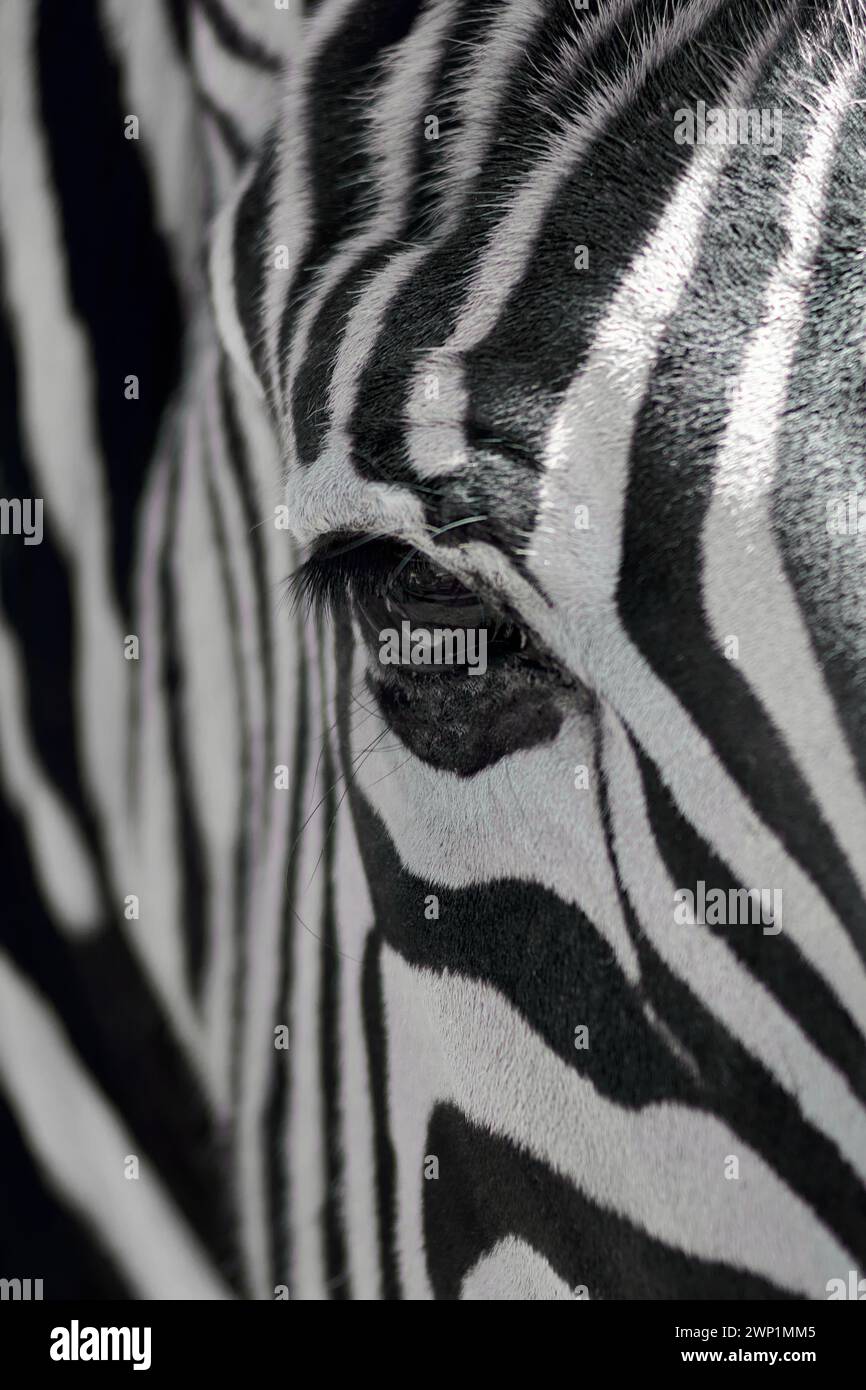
[354,551,533,668]
[400,567,464,606]
[399,561,471,604]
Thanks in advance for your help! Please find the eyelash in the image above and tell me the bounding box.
[287,534,443,619]
[288,534,555,672]
[287,532,509,627]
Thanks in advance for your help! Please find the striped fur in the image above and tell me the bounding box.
[1,0,865,1299]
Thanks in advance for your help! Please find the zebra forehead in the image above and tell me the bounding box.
[267,10,863,465]
[213,0,866,588]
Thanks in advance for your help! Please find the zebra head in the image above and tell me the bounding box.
[205,0,866,1299]
[0,0,864,1308]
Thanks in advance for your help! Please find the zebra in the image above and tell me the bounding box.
[0,0,864,1301]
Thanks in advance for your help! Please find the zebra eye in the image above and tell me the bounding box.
[370,558,530,664]
[386,557,484,620]
[396,558,470,603]
[288,534,533,666]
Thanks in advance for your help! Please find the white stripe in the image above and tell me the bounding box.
[0,0,136,944]
[287,622,328,1299]
[515,12,866,1032]
[234,506,301,1299]
[265,0,364,391]
[703,40,866,899]
[226,364,305,1298]
[381,945,854,1299]
[0,619,101,935]
[461,1238,575,1300]
[172,376,242,1108]
[0,952,231,1299]
[603,702,866,1186]
[285,0,551,544]
[99,0,203,295]
[586,631,866,1038]
[202,368,270,1109]
[281,0,466,538]
[407,0,729,491]
[215,0,300,58]
[323,635,382,1298]
[349,639,639,984]
[191,2,275,153]
[132,444,203,1065]
[203,109,241,205]
[209,164,267,401]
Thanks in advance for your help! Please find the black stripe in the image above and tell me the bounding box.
[361,933,401,1300]
[293,0,426,243]
[265,604,310,1294]
[195,0,283,72]
[218,357,275,776]
[341,0,679,514]
[288,0,498,468]
[157,439,209,1000]
[318,626,350,1298]
[597,719,866,1272]
[1,227,236,1285]
[338,559,401,1302]
[0,241,112,904]
[616,6,866,964]
[458,0,797,538]
[0,1090,133,1299]
[276,0,428,396]
[425,1102,800,1300]
[232,132,279,401]
[337,528,405,1301]
[772,55,866,790]
[346,775,695,1106]
[340,0,804,590]
[200,388,252,1128]
[164,0,192,63]
[635,737,866,1106]
[35,0,184,622]
[198,85,251,165]
[0,789,240,1289]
